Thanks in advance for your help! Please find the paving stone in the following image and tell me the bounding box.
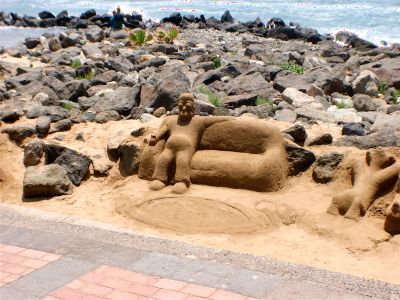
[8,256,97,297]
[0,286,39,300]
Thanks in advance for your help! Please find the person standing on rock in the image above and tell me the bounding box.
[110,7,124,30]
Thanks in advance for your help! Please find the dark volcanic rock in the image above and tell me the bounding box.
[45,144,92,186]
[221,11,234,23]
[307,133,333,146]
[342,122,365,136]
[88,86,141,116]
[312,152,343,183]
[335,31,377,51]
[336,128,400,149]
[285,143,316,176]
[80,9,96,19]
[23,139,46,167]
[38,11,55,20]
[25,37,41,49]
[1,124,36,142]
[284,125,307,144]
[161,12,182,26]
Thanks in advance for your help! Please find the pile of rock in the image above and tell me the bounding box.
[1,10,399,201]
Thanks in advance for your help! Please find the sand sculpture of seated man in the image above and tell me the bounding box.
[148,93,232,194]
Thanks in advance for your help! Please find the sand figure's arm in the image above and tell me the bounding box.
[149,122,169,146]
[374,159,400,185]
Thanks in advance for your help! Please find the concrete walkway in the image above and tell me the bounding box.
[0,203,399,300]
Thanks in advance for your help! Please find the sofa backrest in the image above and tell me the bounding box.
[199,119,279,154]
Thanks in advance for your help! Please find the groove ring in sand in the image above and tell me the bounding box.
[116,195,270,234]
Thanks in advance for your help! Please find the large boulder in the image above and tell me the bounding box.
[1,124,36,142]
[85,27,104,42]
[352,70,379,96]
[282,88,325,109]
[352,94,385,112]
[335,31,377,51]
[221,11,234,23]
[38,11,55,20]
[87,86,141,116]
[45,144,92,186]
[225,72,272,96]
[142,66,191,110]
[82,44,103,60]
[335,128,400,149]
[23,164,73,198]
[360,57,400,89]
[25,37,41,49]
[370,112,400,132]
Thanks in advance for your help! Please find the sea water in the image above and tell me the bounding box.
[0,0,399,47]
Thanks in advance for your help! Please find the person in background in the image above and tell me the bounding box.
[111,7,124,30]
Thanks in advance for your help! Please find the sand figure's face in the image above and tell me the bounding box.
[178,93,195,122]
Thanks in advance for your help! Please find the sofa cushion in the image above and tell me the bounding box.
[199,120,272,154]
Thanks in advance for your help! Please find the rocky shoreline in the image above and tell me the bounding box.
[0,9,399,194]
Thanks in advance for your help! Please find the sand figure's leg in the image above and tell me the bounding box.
[172,150,191,194]
[150,149,174,191]
[327,190,355,216]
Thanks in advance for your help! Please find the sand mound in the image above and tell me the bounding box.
[1,119,400,284]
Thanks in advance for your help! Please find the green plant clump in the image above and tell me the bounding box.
[70,59,82,69]
[212,56,221,69]
[197,86,222,107]
[335,101,347,109]
[75,68,96,80]
[391,89,400,104]
[281,61,304,75]
[157,27,179,44]
[63,102,74,110]
[378,81,389,95]
[256,95,273,107]
[130,30,153,46]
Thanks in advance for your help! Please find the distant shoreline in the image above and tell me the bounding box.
[0,9,393,50]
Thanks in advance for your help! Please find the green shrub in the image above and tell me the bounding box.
[197,86,222,107]
[256,95,273,107]
[335,101,347,109]
[212,56,221,69]
[75,68,96,80]
[157,27,179,44]
[70,59,82,69]
[129,30,153,46]
[391,89,400,104]
[378,81,389,95]
[281,61,304,75]
[63,102,74,110]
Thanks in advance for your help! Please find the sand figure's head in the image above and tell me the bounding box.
[178,93,195,122]
[366,148,396,169]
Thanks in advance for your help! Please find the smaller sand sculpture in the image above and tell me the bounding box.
[147,93,231,193]
[327,149,400,221]
[139,93,288,192]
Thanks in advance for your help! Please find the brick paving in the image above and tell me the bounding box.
[48,265,257,300]
[0,243,61,288]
